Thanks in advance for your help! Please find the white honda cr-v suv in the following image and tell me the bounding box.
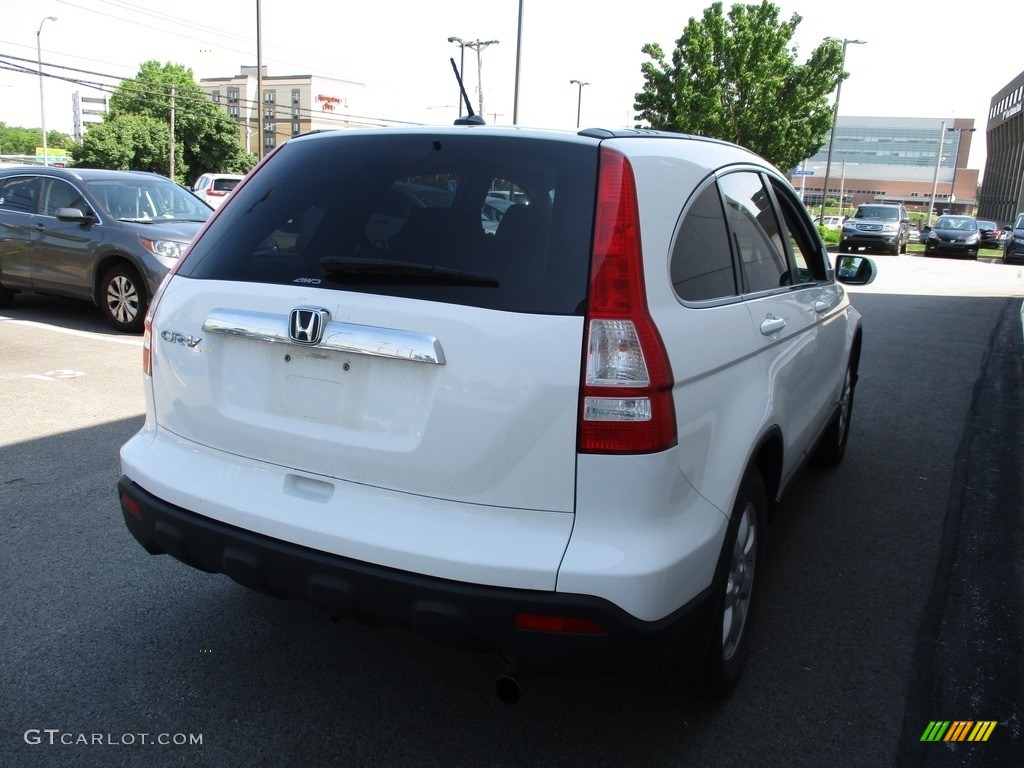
[118,124,876,703]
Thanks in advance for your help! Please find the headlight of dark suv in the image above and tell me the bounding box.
[139,237,189,259]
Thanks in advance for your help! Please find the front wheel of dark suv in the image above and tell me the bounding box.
[100,263,147,333]
[813,358,856,467]
[0,283,16,309]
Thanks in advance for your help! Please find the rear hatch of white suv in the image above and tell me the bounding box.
[123,128,600,589]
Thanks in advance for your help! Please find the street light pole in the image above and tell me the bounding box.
[36,15,58,167]
[946,126,977,215]
[927,120,946,226]
[569,79,590,128]
[819,38,866,223]
[513,0,523,125]
[447,36,466,116]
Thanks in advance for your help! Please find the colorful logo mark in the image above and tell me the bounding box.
[920,721,997,742]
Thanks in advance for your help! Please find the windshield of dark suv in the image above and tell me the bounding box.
[85,178,212,223]
[180,133,598,315]
[853,205,900,221]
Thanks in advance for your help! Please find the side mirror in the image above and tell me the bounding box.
[55,207,96,224]
[834,254,877,286]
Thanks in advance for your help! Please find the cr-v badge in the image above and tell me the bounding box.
[160,330,203,348]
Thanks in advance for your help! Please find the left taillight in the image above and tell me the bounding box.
[142,264,181,376]
[577,148,677,454]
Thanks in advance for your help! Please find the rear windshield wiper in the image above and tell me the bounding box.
[320,257,498,286]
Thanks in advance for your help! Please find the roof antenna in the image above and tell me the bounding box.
[450,58,485,126]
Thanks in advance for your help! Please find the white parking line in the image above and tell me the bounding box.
[0,315,143,346]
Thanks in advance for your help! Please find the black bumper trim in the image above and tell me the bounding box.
[117,477,714,676]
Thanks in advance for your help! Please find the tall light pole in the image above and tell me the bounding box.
[946,126,976,215]
[448,36,466,116]
[569,79,590,128]
[464,39,499,117]
[513,0,523,125]
[36,15,58,167]
[819,38,866,223]
[927,120,947,226]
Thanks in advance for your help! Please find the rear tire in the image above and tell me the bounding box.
[663,467,765,699]
[100,263,146,333]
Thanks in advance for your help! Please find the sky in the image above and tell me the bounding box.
[0,0,1018,174]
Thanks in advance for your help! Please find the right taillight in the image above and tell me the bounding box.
[578,148,676,454]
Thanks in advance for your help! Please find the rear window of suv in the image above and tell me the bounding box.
[181,133,599,316]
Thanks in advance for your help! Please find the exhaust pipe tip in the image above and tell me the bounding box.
[495,662,532,704]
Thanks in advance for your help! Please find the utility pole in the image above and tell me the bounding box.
[169,86,175,180]
[464,39,499,117]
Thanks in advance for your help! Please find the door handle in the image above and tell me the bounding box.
[760,314,786,336]
[814,293,839,313]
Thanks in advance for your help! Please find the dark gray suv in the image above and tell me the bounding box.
[0,167,212,332]
[838,203,910,255]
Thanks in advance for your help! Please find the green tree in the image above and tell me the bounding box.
[0,124,73,156]
[70,60,255,184]
[634,1,845,172]
[73,114,171,173]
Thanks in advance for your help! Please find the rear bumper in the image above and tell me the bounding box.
[117,477,715,676]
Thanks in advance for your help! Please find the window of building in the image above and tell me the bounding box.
[264,90,276,103]
[292,89,300,104]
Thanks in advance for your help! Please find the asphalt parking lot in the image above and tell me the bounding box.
[1,255,1022,767]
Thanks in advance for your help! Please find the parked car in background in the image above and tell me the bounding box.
[1003,212,1024,264]
[907,223,920,243]
[923,215,981,259]
[838,203,910,255]
[117,124,877,704]
[480,195,516,233]
[816,215,844,230]
[192,173,245,209]
[0,166,212,332]
[976,220,1006,250]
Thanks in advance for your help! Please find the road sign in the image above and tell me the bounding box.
[791,170,815,176]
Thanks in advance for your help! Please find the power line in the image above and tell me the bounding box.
[0,51,420,131]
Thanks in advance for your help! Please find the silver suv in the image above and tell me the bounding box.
[117,126,876,702]
[839,203,911,255]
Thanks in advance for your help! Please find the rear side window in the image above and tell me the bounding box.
[670,183,737,302]
[0,176,39,214]
[212,178,240,192]
[182,133,599,315]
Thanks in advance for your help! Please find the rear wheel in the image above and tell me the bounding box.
[100,263,146,333]
[663,467,765,699]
